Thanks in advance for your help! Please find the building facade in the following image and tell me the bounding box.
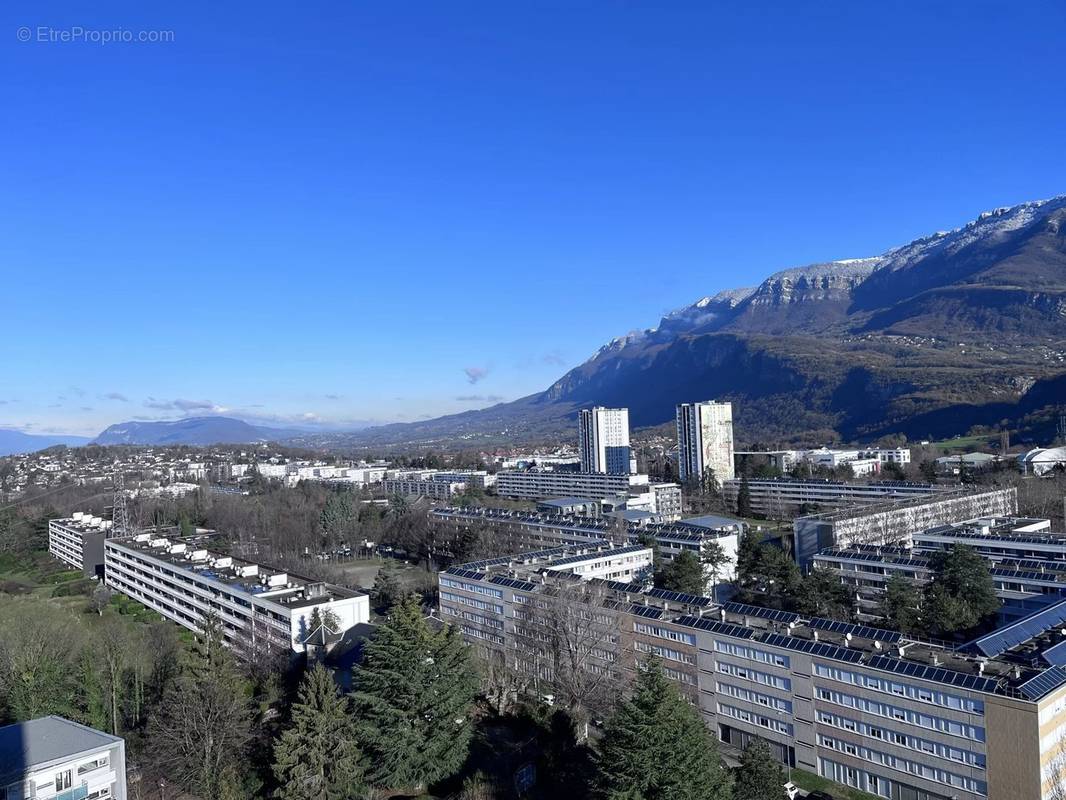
[382,477,467,500]
[429,506,740,594]
[440,544,1066,800]
[48,513,113,578]
[104,533,370,656]
[496,470,642,501]
[579,407,632,475]
[676,400,735,484]
[793,487,1019,565]
[0,716,127,800]
[723,477,949,519]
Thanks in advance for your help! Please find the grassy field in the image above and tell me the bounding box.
[928,433,999,451]
[0,548,172,631]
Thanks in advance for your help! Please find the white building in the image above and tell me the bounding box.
[104,534,370,655]
[864,447,912,465]
[1019,447,1066,476]
[0,716,127,800]
[496,470,647,501]
[382,477,467,500]
[49,512,113,577]
[676,400,735,483]
[543,543,653,582]
[579,407,632,474]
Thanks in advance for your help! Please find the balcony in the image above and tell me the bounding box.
[56,786,89,800]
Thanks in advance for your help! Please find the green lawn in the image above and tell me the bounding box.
[928,433,998,451]
[790,767,881,800]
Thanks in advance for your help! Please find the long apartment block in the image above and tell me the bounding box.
[104,533,370,655]
[48,512,114,577]
[439,542,1066,800]
[429,506,742,588]
[495,470,644,501]
[815,516,1066,623]
[793,487,1018,565]
[722,477,952,518]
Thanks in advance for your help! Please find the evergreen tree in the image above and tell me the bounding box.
[655,550,706,596]
[733,738,785,800]
[700,540,730,602]
[923,544,1000,636]
[880,573,922,635]
[351,598,478,793]
[595,661,731,800]
[793,567,853,620]
[736,474,752,517]
[273,663,364,800]
[371,564,403,610]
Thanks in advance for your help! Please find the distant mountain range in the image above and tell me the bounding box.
[91,416,309,447]
[314,194,1066,449]
[7,195,1066,456]
[0,429,92,457]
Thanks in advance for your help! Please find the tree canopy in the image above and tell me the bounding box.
[273,663,364,800]
[733,738,786,800]
[351,597,478,793]
[596,660,731,800]
[922,544,1000,637]
[656,550,706,596]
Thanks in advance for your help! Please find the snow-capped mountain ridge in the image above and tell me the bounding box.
[587,194,1066,361]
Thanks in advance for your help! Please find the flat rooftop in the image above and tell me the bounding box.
[432,506,739,541]
[444,544,1066,702]
[109,533,363,609]
[0,716,121,784]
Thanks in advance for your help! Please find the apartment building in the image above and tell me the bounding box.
[676,400,735,483]
[723,477,950,519]
[0,716,126,800]
[440,543,1066,800]
[650,482,683,521]
[48,512,113,578]
[814,543,1066,624]
[104,533,370,655]
[428,506,741,593]
[912,517,1065,562]
[864,448,912,466]
[496,470,644,501]
[579,407,632,474]
[793,487,1019,565]
[382,477,467,500]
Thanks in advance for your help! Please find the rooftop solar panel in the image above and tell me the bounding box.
[760,632,864,663]
[646,587,714,607]
[1019,666,1066,700]
[722,602,801,624]
[631,604,665,619]
[487,576,538,592]
[444,567,487,581]
[1044,640,1066,668]
[806,617,902,644]
[866,655,1000,693]
[674,615,755,640]
[969,597,1066,658]
[990,567,1066,583]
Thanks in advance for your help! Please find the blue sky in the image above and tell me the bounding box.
[2,1,1064,436]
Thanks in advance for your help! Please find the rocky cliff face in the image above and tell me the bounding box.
[334,194,1066,448]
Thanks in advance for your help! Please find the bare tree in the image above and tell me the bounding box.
[517,578,629,739]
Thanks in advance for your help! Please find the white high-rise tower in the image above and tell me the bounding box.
[676,401,734,484]
[579,407,631,474]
